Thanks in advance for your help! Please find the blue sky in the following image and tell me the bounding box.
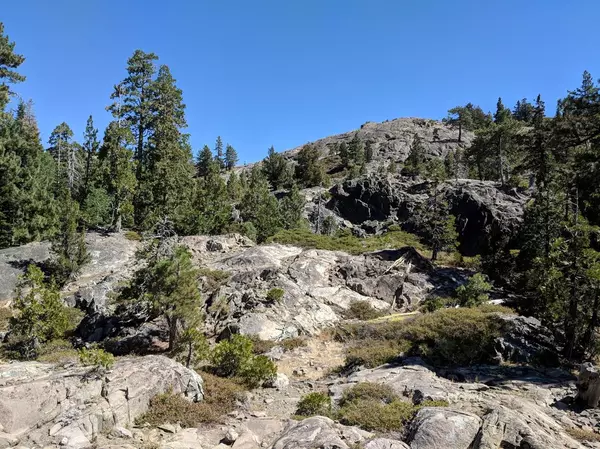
[3,0,599,163]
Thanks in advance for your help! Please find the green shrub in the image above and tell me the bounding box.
[36,339,79,364]
[268,228,425,255]
[296,392,332,417]
[455,273,492,307]
[340,382,397,406]
[338,307,506,367]
[210,334,277,388]
[79,347,115,369]
[344,301,385,321]
[0,308,12,331]
[199,268,231,290]
[266,288,285,304]
[124,230,142,241]
[420,296,455,313]
[339,399,415,432]
[138,372,244,427]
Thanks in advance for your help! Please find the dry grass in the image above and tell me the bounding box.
[566,427,600,442]
[0,307,12,331]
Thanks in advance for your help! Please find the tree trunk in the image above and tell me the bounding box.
[579,291,599,359]
[168,316,178,351]
[458,123,462,143]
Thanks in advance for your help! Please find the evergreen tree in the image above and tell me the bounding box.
[189,171,232,235]
[48,122,82,193]
[262,146,291,189]
[214,136,224,170]
[338,142,350,167]
[81,115,99,203]
[108,50,158,177]
[227,171,243,201]
[50,188,89,285]
[513,98,535,123]
[240,167,282,242]
[348,133,364,166]
[98,122,136,231]
[364,140,374,163]
[295,144,326,187]
[196,144,217,177]
[139,65,194,230]
[404,133,425,175]
[225,144,238,171]
[445,105,473,142]
[0,22,25,110]
[280,183,306,230]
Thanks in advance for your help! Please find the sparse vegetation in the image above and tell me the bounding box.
[266,287,285,304]
[268,228,426,255]
[36,339,79,364]
[124,230,142,241]
[455,273,492,307]
[0,308,11,331]
[344,300,386,320]
[79,347,115,369]
[566,427,600,443]
[137,372,244,426]
[295,392,332,417]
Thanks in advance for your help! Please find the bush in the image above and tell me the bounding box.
[420,296,455,313]
[344,301,385,321]
[281,337,306,352]
[36,339,79,364]
[124,230,142,241]
[0,308,12,332]
[266,288,285,304]
[296,392,332,417]
[268,228,425,255]
[455,273,492,307]
[338,307,506,368]
[210,334,277,388]
[340,382,397,406]
[79,347,115,369]
[339,399,415,432]
[138,372,244,427]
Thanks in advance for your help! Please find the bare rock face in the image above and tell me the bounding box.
[407,407,482,449]
[327,177,528,256]
[0,355,203,448]
[271,416,372,449]
[0,232,140,310]
[576,362,600,408]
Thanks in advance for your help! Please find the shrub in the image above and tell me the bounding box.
[344,301,385,321]
[250,336,277,354]
[0,308,12,331]
[281,337,306,352]
[124,230,142,241]
[338,307,506,368]
[340,382,397,406]
[36,339,79,364]
[296,392,332,417]
[79,347,115,369]
[420,296,455,313]
[566,427,600,443]
[137,373,244,427]
[210,334,277,388]
[455,273,492,307]
[198,267,231,290]
[339,399,415,432]
[266,288,285,304]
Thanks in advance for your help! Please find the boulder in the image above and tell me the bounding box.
[407,408,481,449]
[364,438,409,449]
[577,362,600,408]
[271,416,371,449]
[0,355,203,448]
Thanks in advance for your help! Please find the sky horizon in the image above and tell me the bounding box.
[3,0,600,163]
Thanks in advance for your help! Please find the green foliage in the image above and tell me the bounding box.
[295,392,332,417]
[36,339,79,364]
[344,301,385,321]
[239,167,282,242]
[339,399,416,432]
[280,184,306,230]
[337,307,506,368]
[266,288,285,304]
[9,265,70,358]
[263,146,292,189]
[173,327,210,368]
[210,334,277,388]
[420,295,455,312]
[455,273,492,307]
[0,22,26,110]
[268,228,425,255]
[295,144,326,187]
[124,230,142,241]
[340,382,397,405]
[138,372,244,427]
[189,172,232,235]
[224,144,238,171]
[79,347,115,369]
[0,307,11,331]
[403,133,425,176]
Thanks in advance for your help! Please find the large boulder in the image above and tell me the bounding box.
[271,416,371,449]
[0,355,203,448]
[407,408,482,449]
[576,362,600,408]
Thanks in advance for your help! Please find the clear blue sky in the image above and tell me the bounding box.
[3,0,599,163]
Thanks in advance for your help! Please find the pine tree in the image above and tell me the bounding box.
[444,106,473,142]
[224,144,238,171]
[139,65,194,230]
[280,183,306,230]
[0,22,25,110]
[338,142,350,167]
[48,122,76,186]
[196,144,217,177]
[189,171,232,235]
[404,133,425,176]
[80,115,99,204]
[513,98,535,123]
[227,171,243,201]
[214,136,224,170]
[240,167,282,242]
[108,50,158,177]
[420,191,458,262]
[262,146,291,189]
[364,140,374,163]
[295,144,326,187]
[98,122,136,232]
[348,133,364,166]
[50,188,90,285]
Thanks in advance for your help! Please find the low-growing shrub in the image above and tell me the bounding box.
[455,273,492,307]
[124,230,142,241]
[338,307,506,368]
[137,372,244,427]
[250,336,277,354]
[566,427,600,442]
[79,347,115,369]
[36,339,79,364]
[339,399,415,432]
[296,392,332,417]
[199,268,231,290]
[266,288,285,304]
[344,301,386,321]
[0,308,12,331]
[340,382,397,406]
[420,296,455,313]
[281,337,306,352]
[210,334,277,388]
